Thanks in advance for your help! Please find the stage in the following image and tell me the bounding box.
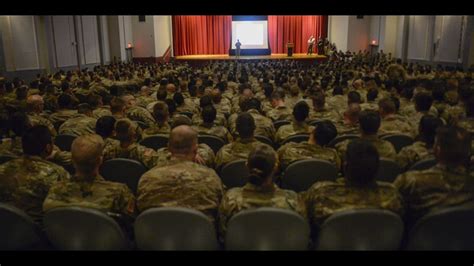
[173,53,327,64]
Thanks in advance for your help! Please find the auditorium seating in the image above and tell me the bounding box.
[54,134,76,152]
[219,159,249,188]
[139,135,169,150]
[198,134,226,153]
[328,134,360,148]
[135,120,149,130]
[280,134,309,145]
[380,134,414,153]
[281,159,338,192]
[273,120,290,130]
[254,135,275,148]
[100,158,148,194]
[408,157,437,171]
[179,111,194,119]
[0,203,44,250]
[134,207,218,250]
[375,158,403,183]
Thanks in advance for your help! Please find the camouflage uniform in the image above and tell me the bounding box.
[266,106,292,121]
[308,108,340,123]
[142,123,171,140]
[155,143,216,169]
[137,158,224,224]
[28,113,57,137]
[136,96,156,109]
[396,141,433,170]
[275,121,314,144]
[126,106,156,129]
[304,178,403,228]
[379,114,415,137]
[218,183,307,236]
[214,99,232,116]
[194,123,233,143]
[277,141,341,171]
[457,118,474,152]
[58,114,97,137]
[441,105,465,126]
[228,109,276,141]
[335,135,397,161]
[394,164,474,223]
[49,109,78,125]
[215,138,274,171]
[92,106,113,119]
[360,102,379,112]
[192,113,227,128]
[0,156,70,225]
[334,121,359,135]
[285,96,303,110]
[103,142,158,169]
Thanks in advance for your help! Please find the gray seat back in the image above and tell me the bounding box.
[0,203,42,250]
[282,159,338,192]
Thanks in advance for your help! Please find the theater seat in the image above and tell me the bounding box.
[375,158,403,183]
[135,207,218,250]
[220,159,249,188]
[100,158,147,194]
[408,157,437,171]
[281,159,338,192]
[255,135,275,149]
[406,204,474,250]
[280,134,309,146]
[54,134,76,152]
[198,134,226,154]
[0,203,43,250]
[328,134,360,148]
[273,120,290,130]
[44,207,130,250]
[140,135,169,150]
[381,134,414,153]
[316,209,404,250]
[225,207,310,250]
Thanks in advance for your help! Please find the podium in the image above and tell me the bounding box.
[287,43,294,57]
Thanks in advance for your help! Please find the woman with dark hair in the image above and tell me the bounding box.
[218,144,306,237]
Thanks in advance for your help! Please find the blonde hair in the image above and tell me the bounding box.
[71,134,104,178]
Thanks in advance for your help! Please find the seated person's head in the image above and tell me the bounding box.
[311,120,337,146]
[153,101,169,124]
[77,103,93,117]
[378,98,396,117]
[366,88,379,102]
[344,103,361,124]
[71,134,105,180]
[201,105,217,124]
[414,92,433,112]
[110,97,126,115]
[57,94,73,110]
[236,112,256,139]
[168,125,198,160]
[115,119,138,144]
[27,95,44,113]
[22,125,53,158]
[247,144,277,186]
[418,115,443,147]
[344,139,380,187]
[199,95,213,109]
[121,94,136,108]
[10,111,31,137]
[359,110,381,135]
[270,90,285,107]
[211,88,222,104]
[166,83,176,94]
[173,92,185,106]
[332,86,344,96]
[311,90,326,109]
[95,116,116,139]
[289,85,300,96]
[434,126,471,167]
[157,89,168,101]
[240,98,261,112]
[347,91,361,105]
[165,99,177,115]
[293,101,310,123]
[87,93,103,109]
[171,115,193,129]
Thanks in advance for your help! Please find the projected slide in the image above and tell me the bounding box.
[231,21,269,49]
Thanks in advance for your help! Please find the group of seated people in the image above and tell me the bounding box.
[0,53,473,249]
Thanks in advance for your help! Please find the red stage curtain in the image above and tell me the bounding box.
[268,16,328,54]
[172,16,232,56]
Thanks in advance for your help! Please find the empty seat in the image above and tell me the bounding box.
[135,207,218,250]
[100,158,148,194]
[44,207,129,250]
[54,134,76,152]
[273,120,290,130]
[225,207,310,250]
[280,134,309,146]
[139,135,169,150]
[317,209,404,250]
[406,204,474,250]
[255,135,275,149]
[408,157,437,171]
[328,134,360,148]
[0,203,43,250]
[381,134,414,153]
[220,159,249,188]
[0,154,18,165]
[198,134,225,154]
[375,158,403,183]
[281,159,338,192]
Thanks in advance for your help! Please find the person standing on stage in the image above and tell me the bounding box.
[307,35,315,55]
[235,39,242,59]
[317,37,324,55]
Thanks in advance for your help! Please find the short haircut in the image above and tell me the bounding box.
[95,116,116,139]
[110,97,126,113]
[168,125,198,155]
[115,119,136,142]
[173,92,185,106]
[348,91,361,104]
[247,144,277,186]
[71,134,105,177]
[293,101,310,122]
[171,115,193,129]
[157,89,168,101]
[236,112,256,138]
[345,139,380,186]
[152,101,169,123]
[332,86,343,96]
[314,120,338,146]
[22,125,52,156]
[57,94,72,109]
[435,126,471,166]
[366,88,379,102]
[201,105,217,124]
[415,92,433,112]
[271,90,285,101]
[359,110,381,135]
[378,98,396,114]
[240,98,261,112]
[312,90,326,108]
[87,93,102,109]
[77,103,92,114]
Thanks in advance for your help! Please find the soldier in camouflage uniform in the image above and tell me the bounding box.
[216,113,275,172]
[308,90,340,123]
[192,95,227,127]
[49,94,78,128]
[278,120,341,171]
[88,93,112,119]
[110,97,143,140]
[58,103,97,137]
[103,118,158,169]
[218,144,306,237]
[43,134,135,233]
[396,115,443,170]
[378,98,415,137]
[211,88,232,116]
[304,139,403,230]
[194,105,233,143]
[334,103,360,135]
[136,81,157,108]
[0,126,70,226]
[336,110,397,161]
[122,94,155,129]
[95,116,120,153]
[174,92,198,114]
[137,125,224,224]
[275,101,314,144]
[26,95,57,137]
[142,101,171,139]
[228,98,276,141]
[394,126,474,226]
[266,90,292,122]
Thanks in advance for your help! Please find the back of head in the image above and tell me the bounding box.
[77,103,92,115]
[173,92,185,106]
[22,125,52,156]
[171,115,192,129]
[348,91,361,104]
[419,115,443,148]
[26,95,44,112]
[312,90,326,108]
[110,97,126,114]
[271,90,285,102]
[366,88,379,102]
[314,120,337,146]
[293,101,310,122]
[434,126,471,166]
[345,103,361,123]
[165,99,177,114]
[71,134,105,179]
[432,85,446,102]
[247,144,277,186]
[201,105,217,124]
[345,139,379,187]
[236,112,256,139]
[240,98,261,112]
[414,92,433,112]
[115,119,136,143]
[332,86,343,96]
[359,110,381,135]
[153,101,169,123]
[168,125,198,156]
[199,95,213,108]
[87,93,102,109]
[378,98,396,115]
[95,116,116,139]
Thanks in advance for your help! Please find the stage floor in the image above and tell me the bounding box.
[174,53,327,61]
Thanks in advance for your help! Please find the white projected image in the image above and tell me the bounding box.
[231,21,268,49]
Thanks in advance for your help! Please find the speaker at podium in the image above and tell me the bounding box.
[287,42,294,57]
